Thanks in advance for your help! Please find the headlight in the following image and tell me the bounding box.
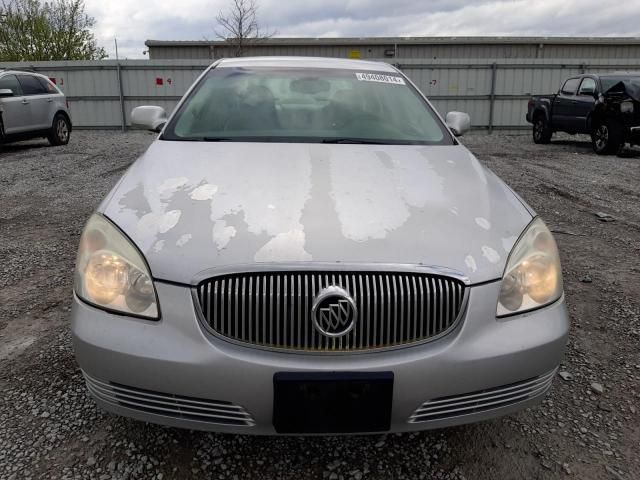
[74,214,159,319]
[621,101,634,113]
[497,217,563,317]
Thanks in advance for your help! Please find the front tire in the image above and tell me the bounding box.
[591,120,623,155]
[533,115,552,144]
[48,114,71,146]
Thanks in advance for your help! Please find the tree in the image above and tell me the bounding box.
[0,0,106,61]
[215,0,275,57]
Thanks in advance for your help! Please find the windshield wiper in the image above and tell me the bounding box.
[167,137,236,142]
[173,137,417,144]
[321,138,389,144]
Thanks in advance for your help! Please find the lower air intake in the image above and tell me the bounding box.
[408,369,557,423]
[83,371,255,427]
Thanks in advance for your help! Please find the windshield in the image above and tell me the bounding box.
[163,66,453,145]
[601,76,640,92]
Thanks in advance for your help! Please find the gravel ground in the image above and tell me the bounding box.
[0,131,639,480]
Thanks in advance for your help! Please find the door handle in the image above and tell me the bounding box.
[47,98,53,103]
[21,99,29,105]
[570,100,578,104]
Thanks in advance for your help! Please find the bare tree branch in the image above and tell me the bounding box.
[215,0,276,57]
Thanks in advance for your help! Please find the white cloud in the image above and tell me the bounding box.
[84,0,640,59]
[85,0,228,58]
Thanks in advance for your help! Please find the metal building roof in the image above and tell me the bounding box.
[146,36,640,48]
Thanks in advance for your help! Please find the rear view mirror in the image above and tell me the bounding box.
[291,78,331,95]
[445,111,471,136]
[131,106,168,132]
[0,88,14,98]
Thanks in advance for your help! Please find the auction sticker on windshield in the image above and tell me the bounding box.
[355,72,406,85]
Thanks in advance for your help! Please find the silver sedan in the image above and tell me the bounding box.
[71,57,568,435]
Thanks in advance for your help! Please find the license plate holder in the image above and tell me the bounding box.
[273,372,394,434]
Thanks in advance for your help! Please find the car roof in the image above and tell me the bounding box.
[597,72,640,77]
[0,69,50,79]
[216,56,399,73]
[576,72,640,79]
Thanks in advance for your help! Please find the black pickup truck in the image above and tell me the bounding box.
[526,73,640,154]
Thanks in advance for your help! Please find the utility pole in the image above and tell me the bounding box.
[113,37,125,132]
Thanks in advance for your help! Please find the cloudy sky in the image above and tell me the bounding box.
[84,0,640,59]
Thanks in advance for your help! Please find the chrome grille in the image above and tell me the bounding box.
[408,369,557,423]
[83,371,255,426]
[195,270,466,352]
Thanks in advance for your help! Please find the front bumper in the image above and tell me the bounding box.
[628,125,640,142]
[71,280,569,435]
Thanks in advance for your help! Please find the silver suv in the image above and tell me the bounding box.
[0,69,72,146]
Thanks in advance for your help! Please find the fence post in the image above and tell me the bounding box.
[488,62,497,134]
[116,62,126,132]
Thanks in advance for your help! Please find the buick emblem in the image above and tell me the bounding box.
[311,286,358,338]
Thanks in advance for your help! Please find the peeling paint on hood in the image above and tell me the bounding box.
[100,140,533,285]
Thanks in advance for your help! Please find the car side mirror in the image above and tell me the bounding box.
[0,88,15,98]
[131,106,168,133]
[445,111,471,136]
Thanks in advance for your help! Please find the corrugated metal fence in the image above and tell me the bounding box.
[2,58,639,131]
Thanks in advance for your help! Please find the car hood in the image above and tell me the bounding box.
[100,140,533,285]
